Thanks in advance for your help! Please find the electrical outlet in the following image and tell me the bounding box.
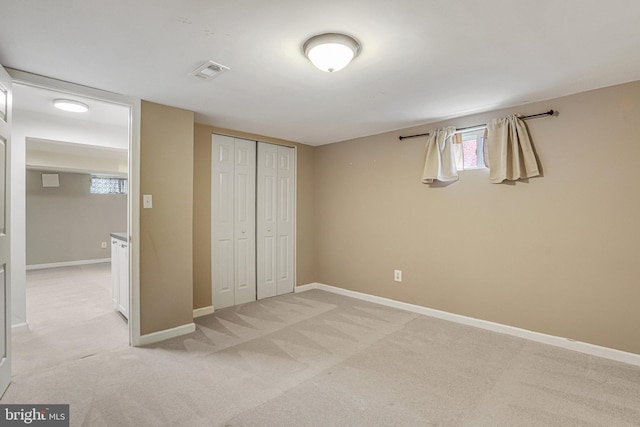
[394,269,402,282]
[101,242,107,249]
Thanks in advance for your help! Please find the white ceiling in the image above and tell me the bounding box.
[1,0,639,146]
[13,84,130,129]
[12,84,129,175]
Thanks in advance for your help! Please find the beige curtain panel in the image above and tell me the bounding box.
[485,115,540,183]
[421,126,459,183]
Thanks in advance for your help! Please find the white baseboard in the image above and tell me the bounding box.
[297,282,640,367]
[138,322,196,346]
[26,258,111,271]
[11,323,29,333]
[295,283,320,293]
[193,306,215,318]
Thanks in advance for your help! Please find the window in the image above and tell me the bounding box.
[456,128,486,170]
[90,176,128,194]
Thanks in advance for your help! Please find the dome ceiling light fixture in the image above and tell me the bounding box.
[303,33,361,73]
[53,99,89,113]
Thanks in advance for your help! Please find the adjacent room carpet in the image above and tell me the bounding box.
[4,268,640,426]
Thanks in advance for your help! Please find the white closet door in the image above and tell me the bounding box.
[233,139,256,305]
[276,145,295,295]
[212,135,256,309]
[257,143,295,299]
[212,135,236,309]
[257,143,278,299]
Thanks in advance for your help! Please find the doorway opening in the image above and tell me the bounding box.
[7,70,142,363]
[16,84,130,362]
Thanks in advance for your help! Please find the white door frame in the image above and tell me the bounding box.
[6,69,142,346]
[0,64,13,397]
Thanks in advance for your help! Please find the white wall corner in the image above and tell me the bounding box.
[137,322,196,347]
[312,283,640,367]
[10,128,27,329]
[295,283,319,293]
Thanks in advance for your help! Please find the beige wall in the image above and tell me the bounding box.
[192,124,315,310]
[314,81,640,355]
[193,123,212,310]
[140,101,194,335]
[26,170,126,265]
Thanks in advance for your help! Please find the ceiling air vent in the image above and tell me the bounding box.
[190,60,230,80]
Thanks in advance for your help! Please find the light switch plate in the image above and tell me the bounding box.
[143,194,153,209]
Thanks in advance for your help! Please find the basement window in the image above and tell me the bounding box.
[90,176,128,195]
[457,128,486,170]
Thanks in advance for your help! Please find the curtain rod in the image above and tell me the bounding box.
[398,109,556,141]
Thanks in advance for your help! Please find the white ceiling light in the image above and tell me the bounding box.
[53,99,89,113]
[303,33,361,73]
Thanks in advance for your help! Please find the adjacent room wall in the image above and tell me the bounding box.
[313,80,640,355]
[140,101,194,335]
[192,124,315,310]
[25,170,127,265]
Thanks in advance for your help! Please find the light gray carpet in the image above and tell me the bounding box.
[3,266,640,426]
[11,264,128,377]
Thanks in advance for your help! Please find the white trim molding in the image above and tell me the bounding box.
[295,283,319,293]
[11,323,29,333]
[193,306,215,318]
[26,258,111,271]
[297,282,640,367]
[138,323,196,346]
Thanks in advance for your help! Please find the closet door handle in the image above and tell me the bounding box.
[267,228,271,232]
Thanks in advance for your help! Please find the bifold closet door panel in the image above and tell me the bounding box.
[212,135,235,309]
[257,142,295,299]
[211,135,256,309]
[257,143,278,300]
[233,139,257,305]
[276,145,295,295]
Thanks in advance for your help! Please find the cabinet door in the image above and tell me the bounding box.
[111,237,119,309]
[118,242,129,319]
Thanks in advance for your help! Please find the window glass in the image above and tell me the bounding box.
[459,129,486,169]
[90,177,128,194]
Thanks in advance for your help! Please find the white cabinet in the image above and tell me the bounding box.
[111,235,129,320]
[111,237,119,309]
